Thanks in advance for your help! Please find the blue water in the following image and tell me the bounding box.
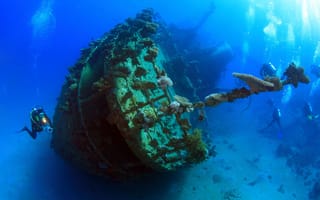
[1,0,320,199]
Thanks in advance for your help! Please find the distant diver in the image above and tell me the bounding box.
[259,100,283,138]
[260,62,277,79]
[303,102,319,121]
[19,106,53,139]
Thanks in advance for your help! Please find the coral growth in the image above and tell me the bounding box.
[174,95,194,112]
[223,188,242,200]
[264,76,282,91]
[134,66,147,77]
[134,107,158,128]
[132,80,157,90]
[92,77,112,92]
[184,129,208,163]
[157,75,173,89]
[179,118,192,131]
[204,93,229,106]
[139,38,154,48]
[168,101,182,114]
[144,47,159,63]
[232,72,274,93]
[282,62,310,87]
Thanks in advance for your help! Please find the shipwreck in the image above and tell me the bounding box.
[51,9,309,179]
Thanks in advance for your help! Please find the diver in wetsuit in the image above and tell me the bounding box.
[260,62,277,79]
[261,107,282,131]
[259,100,283,137]
[19,106,53,139]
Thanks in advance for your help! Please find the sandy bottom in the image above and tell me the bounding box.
[0,121,311,200]
[170,132,309,200]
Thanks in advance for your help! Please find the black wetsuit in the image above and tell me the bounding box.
[20,107,52,139]
[260,63,277,78]
[260,107,282,133]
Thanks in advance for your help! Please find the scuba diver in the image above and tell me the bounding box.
[19,106,53,139]
[303,102,319,121]
[259,99,283,138]
[260,62,277,79]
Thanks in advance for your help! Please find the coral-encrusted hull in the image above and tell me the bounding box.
[51,9,208,178]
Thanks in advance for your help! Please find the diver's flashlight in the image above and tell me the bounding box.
[42,117,47,124]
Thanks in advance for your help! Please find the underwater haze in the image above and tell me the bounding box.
[1,0,320,199]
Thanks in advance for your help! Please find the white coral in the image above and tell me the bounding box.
[169,101,181,113]
[157,76,173,89]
